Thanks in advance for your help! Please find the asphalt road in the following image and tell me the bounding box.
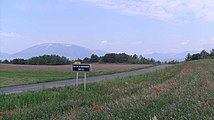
[0,64,170,95]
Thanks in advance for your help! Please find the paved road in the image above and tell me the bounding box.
[0,65,170,95]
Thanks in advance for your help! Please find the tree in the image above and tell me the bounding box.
[27,55,71,65]
[132,54,138,60]
[185,53,192,61]
[11,58,26,64]
[200,50,209,59]
[2,59,9,64]
[191,53,200,60]
[90,54,99,63]
[210,49,214,58]
[82,57,90,63]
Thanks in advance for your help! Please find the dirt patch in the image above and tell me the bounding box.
[0,64,151,72]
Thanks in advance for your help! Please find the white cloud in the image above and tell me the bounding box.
[143,49,154,55]
[0,32,22,38]
[83,0,214,22]
[101,40,108,44]
[181,40,190,45]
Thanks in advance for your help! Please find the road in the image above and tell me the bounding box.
[0,64,170,94]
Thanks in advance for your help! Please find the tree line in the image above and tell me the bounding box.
[0,55,71,65]
[185,49,214,61]
[81,53,159,64]
[0,53,159,65]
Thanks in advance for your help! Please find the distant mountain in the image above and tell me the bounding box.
[3,43,107,60]
[0,52,10,60]
[145,51,198,62]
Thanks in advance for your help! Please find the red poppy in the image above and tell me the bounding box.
[199,92,203,95]
[201,80,206,85]
[169,81,176,85]
[92,106,96,111]
[156,87,161,92]
[0,111,3,114]
[90,102,96,106]
[99,106,103,111]
[0,116,3,119]
[9,110,14,114]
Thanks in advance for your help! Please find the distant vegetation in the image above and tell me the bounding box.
[1,49,213,65]
[0,55,71,65]
[82,53,159,64]
[0,53,159,65]
[185,49,214,61]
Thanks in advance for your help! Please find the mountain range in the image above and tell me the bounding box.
[0,43,106,60]
[144,51,197,61]
[0,43,197,61]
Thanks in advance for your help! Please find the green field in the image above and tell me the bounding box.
[0,60,213,119]
[0,66,150,88]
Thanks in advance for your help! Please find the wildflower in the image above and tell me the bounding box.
[9,110,14,114]
[90,102,96,106]
[0,116,3,119]
[156,87,161,92]
[99,106,103,111]
[199,92,203,95]
[201,80,206,85]
[0,111,3,114]
[92,106,96,111]
[169,81,176,85]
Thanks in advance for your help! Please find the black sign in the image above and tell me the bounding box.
[73,64,91,72]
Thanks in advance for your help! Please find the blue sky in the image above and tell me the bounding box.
[1,0,214,55]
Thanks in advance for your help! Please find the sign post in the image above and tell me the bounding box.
[84,72,86,90]
[76,72,78,86]
[72,63,92,90]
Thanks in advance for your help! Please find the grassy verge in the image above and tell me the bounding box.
[0,59,213,119]
[0,66,151,88]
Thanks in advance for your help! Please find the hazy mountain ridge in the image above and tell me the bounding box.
[0,43,106,60]
[0,43,198,61]
[145,51,198,61]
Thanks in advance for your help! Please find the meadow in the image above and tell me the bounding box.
[0,64,151,88]
[0,59,213,119]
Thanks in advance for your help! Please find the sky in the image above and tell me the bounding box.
[1,0,214,55]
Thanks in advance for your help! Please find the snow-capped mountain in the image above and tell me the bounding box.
[1,43,106,60]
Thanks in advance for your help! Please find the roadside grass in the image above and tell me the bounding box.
[0,59,213,119]
[0,66,151,88]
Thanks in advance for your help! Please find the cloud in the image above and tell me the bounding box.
[0,32,22,38]
[101,40,108,44]
[181,40,190,45]
[143,49,154,55]
[83,0,214,22]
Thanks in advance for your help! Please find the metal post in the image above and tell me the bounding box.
[76,72,79,86]
[84,72,86,90]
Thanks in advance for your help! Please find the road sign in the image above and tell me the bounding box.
[73,64,91,72]
[72,64,92,90]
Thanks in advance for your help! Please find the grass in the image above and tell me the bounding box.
[0,59,213,119]
[0,66,151,88]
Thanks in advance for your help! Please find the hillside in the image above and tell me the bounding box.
[1,43,106,60]
[0,59,213,119]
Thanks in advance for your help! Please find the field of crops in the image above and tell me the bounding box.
[0,60,213,119]
[0,64,151,88]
